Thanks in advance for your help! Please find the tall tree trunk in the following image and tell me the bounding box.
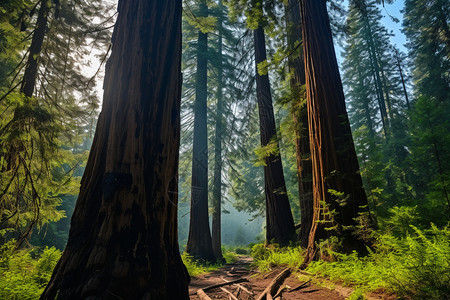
[186,0,215,262]
[212,0,224,261]
[254,25,295,246]
[394,49,410,110]
[40,1,189,299]
[286,0,312,248]
[299,0,370,266]
[21,0,50,97]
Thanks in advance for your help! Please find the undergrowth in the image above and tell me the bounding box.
[181,249,239,277]
[0,240,61,299]
[251,243,304,272]
[307,224,450,299]
[249,223,449,299]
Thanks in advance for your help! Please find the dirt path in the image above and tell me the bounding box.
[189,256,347,300]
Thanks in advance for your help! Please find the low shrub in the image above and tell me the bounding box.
[307,224,450,299]
[251,243,304,273]
[0,241,61,300]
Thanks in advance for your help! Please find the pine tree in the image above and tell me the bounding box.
[0,0,112,245]
[403,0,449,104]
[185,0,216,262]
[402,0,450,220]
[342,0,412,210]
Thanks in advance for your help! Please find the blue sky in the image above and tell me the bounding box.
[336,0,408,64]
[380,0,407,49]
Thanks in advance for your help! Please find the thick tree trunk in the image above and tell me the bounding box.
[254,26,295,246]
[21,0,50,97]
[186,0,216,262]
[212,0,224,261]
[299,0,370,265]
[286,0,313,248]
[40,1,189,299]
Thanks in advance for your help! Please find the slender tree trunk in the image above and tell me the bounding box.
[186,0,215,262]
[212,0,224,261]
[21,0,50,97]
[286,0,312,248]
[299,0,370,266]
[40,1,189,299]
[254,25,296,246]
[394,49,410,110]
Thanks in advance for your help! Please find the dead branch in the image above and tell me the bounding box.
[287,280,311,293]
[220,287,239,300]
[256,268,292,300]
[235,283,253,295]
[197,289,212,300]
[203,278,248,291]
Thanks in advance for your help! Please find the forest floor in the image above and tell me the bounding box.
[188,255,389,300]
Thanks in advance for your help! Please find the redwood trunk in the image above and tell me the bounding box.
[212,0,224,261]
[254,26,295,246]
[186,0,215,262]
[40,1,189,299]
[299,0,370,265]
[286,0,313,248]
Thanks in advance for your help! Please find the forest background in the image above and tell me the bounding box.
[0,0,448,298]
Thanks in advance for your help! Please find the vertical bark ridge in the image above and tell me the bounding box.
[299,0,370,266]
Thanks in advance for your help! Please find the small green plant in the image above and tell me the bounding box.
[251,243,304,273]
[307,224,450,299]
[181,252,228,277]
[0,241,61,300]
[234,247,248,255]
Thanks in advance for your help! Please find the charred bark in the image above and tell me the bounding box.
[286,0,313,248]
[186,0,216,262]
[254,25,295,246]
[40,1,189,299]
[299,0,370,265]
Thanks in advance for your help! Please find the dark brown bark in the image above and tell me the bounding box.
[286,0,313,248]
[186,0,215,262]
[212,0,224,261]
[299,0,370,265]
[40,1,189,299]
[21,0,50,97]
[254,26,295,246]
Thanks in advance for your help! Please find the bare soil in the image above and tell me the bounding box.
[189,256,346,300]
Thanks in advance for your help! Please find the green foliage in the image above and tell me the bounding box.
[0,92,86,241]
[186,16,217,33]
[307,224,450,299]
[0,0,113,245]
[181,248,239,277]
[251,243,304,273]
[253,137,280,167]
[0,241,61,299]
[222,250,239,263]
